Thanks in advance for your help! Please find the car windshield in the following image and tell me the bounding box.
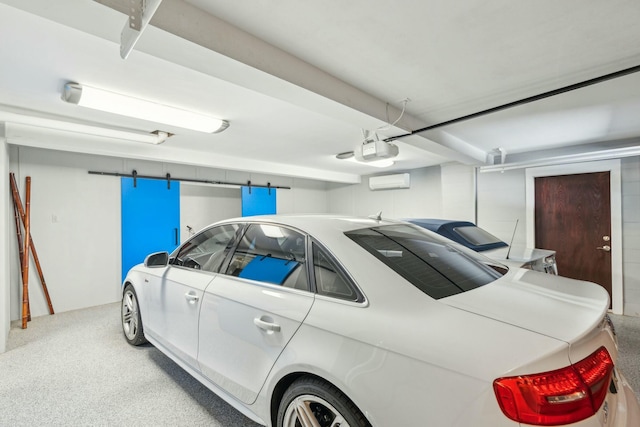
[346,224,503,299]
[453,225,505,246]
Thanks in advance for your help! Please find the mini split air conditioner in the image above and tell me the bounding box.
[368,173,411,191]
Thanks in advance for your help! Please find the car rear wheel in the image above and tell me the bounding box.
[121,285,147,346]
[278,377,370,427]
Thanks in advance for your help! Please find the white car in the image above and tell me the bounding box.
[121,215,640,426]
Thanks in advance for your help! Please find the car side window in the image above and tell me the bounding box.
[172,224,240,272]
[312,243,358,301]
[224,224,309,290]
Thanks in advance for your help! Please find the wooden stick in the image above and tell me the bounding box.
[21,177,31,329]
[9,173,55,315]
[12,199,25,272]
[12,201,31,321]
[11,178,27,322]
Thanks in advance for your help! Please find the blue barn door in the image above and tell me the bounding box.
[121,177,180,281]
[241,186,276,217]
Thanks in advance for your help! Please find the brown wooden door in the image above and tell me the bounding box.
[535,172,612,305]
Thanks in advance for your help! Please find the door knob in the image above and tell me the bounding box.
[596,245,611,252]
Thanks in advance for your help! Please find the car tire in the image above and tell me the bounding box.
[277,376,370,427]
[121,284,147,346]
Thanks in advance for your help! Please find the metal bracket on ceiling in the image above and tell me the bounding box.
[120,0,163,59]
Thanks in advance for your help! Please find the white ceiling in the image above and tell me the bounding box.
[1,0,640,183]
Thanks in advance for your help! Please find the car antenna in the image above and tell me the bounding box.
[368,211,383,221]
[506,219,519,260]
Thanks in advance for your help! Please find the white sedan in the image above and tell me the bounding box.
[121,215,640,426]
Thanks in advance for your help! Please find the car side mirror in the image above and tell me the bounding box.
[144,251,169,268]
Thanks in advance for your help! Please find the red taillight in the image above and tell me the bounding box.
[493,346,614,426]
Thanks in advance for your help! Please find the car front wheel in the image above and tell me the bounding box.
[278,377,370,427]
[121,284,147,346]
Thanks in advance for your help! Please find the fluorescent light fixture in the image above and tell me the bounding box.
[5,118,170,144]
[62,83,229,133]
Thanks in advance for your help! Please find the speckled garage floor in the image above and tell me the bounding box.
[0,304,638,426]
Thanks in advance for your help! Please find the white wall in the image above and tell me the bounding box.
[8,147,123,321]
[5,146,329,328]
[326,166,443,218]
[180,184,241,239]
[179,176,327,239]
[441,163,476,222]
[0,131,9,353]
[476,168,528,246]
[622,157,640,315]
[325,164,478,221]
[275,177,329,214]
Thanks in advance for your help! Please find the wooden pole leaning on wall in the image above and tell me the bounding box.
[21,177,31,329]
[15,179,54,316]
[9,174,55,327]
[12,199,25,278]
[12,200,31,321]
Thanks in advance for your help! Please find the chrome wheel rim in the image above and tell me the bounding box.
[122,290,139,340]
[283,395,350,427]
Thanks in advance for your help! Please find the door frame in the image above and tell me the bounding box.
[525,160,622,314]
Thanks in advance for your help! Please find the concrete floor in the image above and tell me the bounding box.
[0,304,638,426]
[609,313,640,395]
[1,303,259,427]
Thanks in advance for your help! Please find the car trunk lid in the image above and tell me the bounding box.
[441,268,610,343]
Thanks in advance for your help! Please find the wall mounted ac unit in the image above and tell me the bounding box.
[368,173,411,191]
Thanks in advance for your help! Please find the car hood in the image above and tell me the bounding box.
[442,269,609,343]
[483,246,554,263]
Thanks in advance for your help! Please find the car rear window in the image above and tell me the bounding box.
[453,225,504,246]
[346,224,502,299]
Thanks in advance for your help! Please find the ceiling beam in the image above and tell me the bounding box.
[403,130,488,164]
[94,0,486,165]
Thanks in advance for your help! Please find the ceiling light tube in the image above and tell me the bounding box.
[6,119,169,144]
[62,83,229,133]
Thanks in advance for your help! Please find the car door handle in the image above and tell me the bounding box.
[254,317,281,333]
[185,292,200,304]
